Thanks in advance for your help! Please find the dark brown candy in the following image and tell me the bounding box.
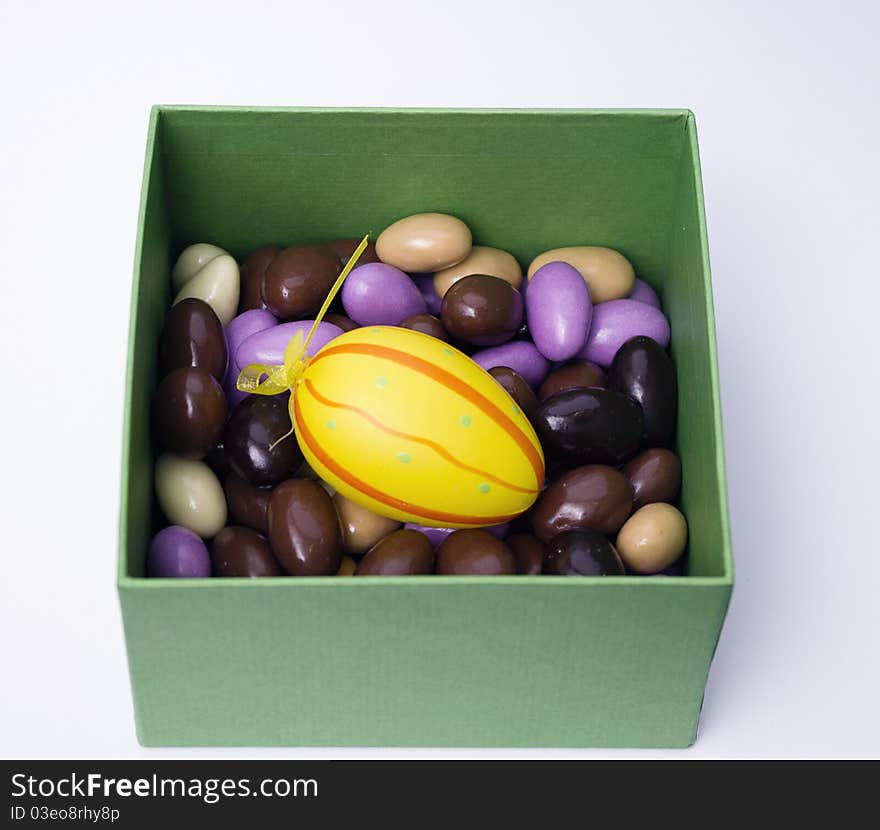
[268,479,343,576]
[435,529,516,575]
[400,313,448,341]
[533,387,643,466]
[488,366,539,420]
[152,367,227,458]
[530,464,633,542]
[325,237,381,267]
[323,313,359,332]
[239,245,280,313]
[356,530,434,576]
[223,472,273,534]
[261,245,342,320]
[440,274,523,346]
[544,530,624,576]
[622,448,682,510]
[607,336,677,447]
[506,532,545,575]
[538,360,606,401]
[158,298,227,380]
[211,526,282,577]
[224,394,303,486]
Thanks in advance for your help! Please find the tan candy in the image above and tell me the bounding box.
[376,212,472,273]
[615,503,687,574]
[155,453,227,538]
[433,246,522,298]
[527,246,635,303]
[333,492,402,555]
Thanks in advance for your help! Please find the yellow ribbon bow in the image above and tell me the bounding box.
[235,233,370,449]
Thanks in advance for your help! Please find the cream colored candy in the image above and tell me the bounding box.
[171,243,228,292]
[155,453,227,538]
[433,245,523,298]
[336,556,357,577]
[616,503,687,574]
[527,246,635,303]
[376,212,472,273]
[333,492,402,555]
[173,254,240,325]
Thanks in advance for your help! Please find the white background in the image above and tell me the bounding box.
[1,0,878,760]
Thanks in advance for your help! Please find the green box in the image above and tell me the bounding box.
[118,107,733,747]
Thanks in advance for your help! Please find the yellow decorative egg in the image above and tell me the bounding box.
[294,326,545,527]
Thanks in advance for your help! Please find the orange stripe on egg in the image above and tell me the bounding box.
[293,392,523,526]
[309,342,544,488]
[303,378,538,495]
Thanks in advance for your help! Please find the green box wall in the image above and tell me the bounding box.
[119,107,732,747]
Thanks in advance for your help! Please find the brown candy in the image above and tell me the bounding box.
[356,530,434,576]
[622,448,682,510]
[399,313,448,341]
[440,274,523,346]
[239,245,279,312]
[506,532,545,575]
[435,529,516,575]
[224,394,303,486]
[488,366,539,420]
[211,526,282,577]
[223,473,272,534]
[538,361,606,401]
[153,367,227,459]
[158,298,227,381]
[261,245,341,320]
[530,465,633,542]
[323,313,359,332]
[325,237,381,267]
[333,492,401,555]
[268,479,343,576]
[544,530,625,576]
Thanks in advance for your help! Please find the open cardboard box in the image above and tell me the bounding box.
[118,107,733,747]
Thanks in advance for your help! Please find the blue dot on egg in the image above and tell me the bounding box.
[397,452,412,464]
[478,483,491,494]
[326,419,336,430]
[375,376,389,388]
[460,415,471,427]
[442,348,454,356]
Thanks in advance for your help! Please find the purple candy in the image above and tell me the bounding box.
[471,341,550,388]
[223,309,277,406]
[235,320,344,370]
[412,273,442,315]
[405,522,511,548]
[578,299,670,368]
[148,526,211,578]
[526,261,592,361]
[341,263,427,326]
[628,278,662,309]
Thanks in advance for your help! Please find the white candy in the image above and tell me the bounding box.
[173,254,240,325]
[155,453,227,538]
[171,242,228,292]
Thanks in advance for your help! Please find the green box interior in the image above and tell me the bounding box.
[119,108,732,747]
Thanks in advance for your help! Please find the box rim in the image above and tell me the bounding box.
[117,106,733,591]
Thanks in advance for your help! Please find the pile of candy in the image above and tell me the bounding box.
[148,212,687,578]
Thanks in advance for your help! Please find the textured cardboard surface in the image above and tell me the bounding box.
[118,108,732,747]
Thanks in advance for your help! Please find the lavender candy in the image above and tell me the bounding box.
[148,526,212,578]
[223,309,277,406]
[526,261,592,362]
[471,341,550,388]
[405,522,511,548]
[235,320,344,372]
[341,263,427,326]
[628,278,662,309]
[578,299,670,368]
[412,273,443,315]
